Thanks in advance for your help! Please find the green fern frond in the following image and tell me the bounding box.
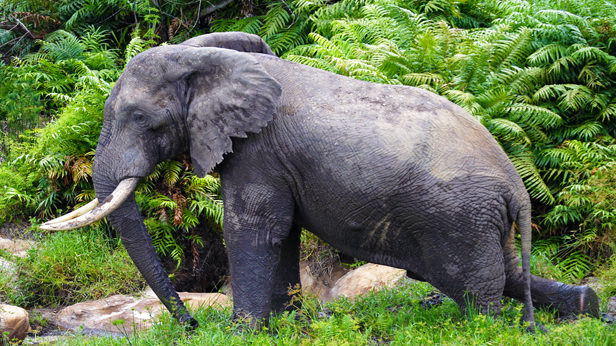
[534,10,593,37]
[476,87,511,110]
[400,72,447,88]
[599,100,616,121]
[527,43,570,67]
[491,28,533,69]
[284,54,339,73]
[578,62,611,90]
[570,121,604,141]
[533,84,573,102]
[124,36,148,65]
[266,21,309,55]
[37,30,86,62]
[508,151,555,204]
[557,85,595,112]
[261,3,293,38]
[506,103,562,128]
[495,67,542,95]
[162,160,183,186]
[487,118,531,145]
[443,89,483,115]
[570,45,612,63]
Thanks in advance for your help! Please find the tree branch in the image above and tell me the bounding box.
[199,0,236,18]
[0,16,35,39]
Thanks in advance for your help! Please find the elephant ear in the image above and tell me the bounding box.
[176,47,281,177]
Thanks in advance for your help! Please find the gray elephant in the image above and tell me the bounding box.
[42,32,599,331]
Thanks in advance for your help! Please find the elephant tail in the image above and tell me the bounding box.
[517,203,536,331]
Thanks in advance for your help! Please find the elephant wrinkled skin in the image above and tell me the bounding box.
[42,32,599,330]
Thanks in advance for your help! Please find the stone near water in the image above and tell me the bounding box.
[0,304,30,344]
[56,293,230,336]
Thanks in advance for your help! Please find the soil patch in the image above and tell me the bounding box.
[25,307,72,344]
[0,221,37,241]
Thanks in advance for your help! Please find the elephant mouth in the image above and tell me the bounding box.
[39,178,140,231]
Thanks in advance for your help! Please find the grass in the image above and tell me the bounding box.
[1,228,614,344]
[0,228,146,306]
[53,279,615,346]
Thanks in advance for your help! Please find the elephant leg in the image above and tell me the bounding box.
[270,223,302,313]
[427,241,506,317]
[502,230,600,319]
[222,183,295,326]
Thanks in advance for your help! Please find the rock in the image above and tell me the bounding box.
[0,258,15,278]
[0,304,30,344]
[137,286,157,299]
[582,277,604,293]
[300,260,350,300]
[608,296,616,314]
[326,263,407,301]
[0,238,33,258]
[56,293,230,335]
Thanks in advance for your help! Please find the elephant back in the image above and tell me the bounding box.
[180,32,275,56]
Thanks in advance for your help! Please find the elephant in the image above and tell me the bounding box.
[41,32,600,331]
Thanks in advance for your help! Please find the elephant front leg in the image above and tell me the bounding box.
[226,238,280,326]
[270,224,302,313]
[223,196,295,326]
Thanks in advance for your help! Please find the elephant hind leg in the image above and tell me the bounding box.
[425,242,506,317]
[450,268,505,318]
[502,230,600,319]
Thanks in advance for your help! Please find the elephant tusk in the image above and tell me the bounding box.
[43,199,100,225]
[40,178,140,231]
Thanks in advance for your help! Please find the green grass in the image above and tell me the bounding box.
[1,229,146,306]
[55,280,615,346]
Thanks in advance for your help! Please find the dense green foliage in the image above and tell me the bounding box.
[1,0,615,286]
[0,15,224,267]
[46,279,616,345]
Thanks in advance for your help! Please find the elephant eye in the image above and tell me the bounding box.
[132,113,147,124]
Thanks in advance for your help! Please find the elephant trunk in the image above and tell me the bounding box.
[93,177,199,328]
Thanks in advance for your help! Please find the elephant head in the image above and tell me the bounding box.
[41,37,281,327]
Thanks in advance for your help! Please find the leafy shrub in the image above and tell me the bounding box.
[538,154,616,278]
[596,251,616,300]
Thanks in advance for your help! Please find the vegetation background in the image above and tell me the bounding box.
[0,0,615,343]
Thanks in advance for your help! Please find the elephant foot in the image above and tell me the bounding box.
[576,285,601,318]
[601,313,616,324]
[177,314,200,330]
[558,285,600,319]
[535,285,600,320]
[232,309,268,329]
[523,321,549,334]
